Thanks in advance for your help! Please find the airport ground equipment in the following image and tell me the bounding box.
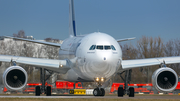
[21,81,82,94]
[110,83,153,94]
[69,89,86,95]
[86,89,94,95]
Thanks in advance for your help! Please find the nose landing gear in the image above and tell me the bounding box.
[93,77,105,96]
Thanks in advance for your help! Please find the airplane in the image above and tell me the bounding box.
[0,0,180,97]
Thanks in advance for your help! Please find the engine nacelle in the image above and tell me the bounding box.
[3,66,28,91]
[152,67,178,92]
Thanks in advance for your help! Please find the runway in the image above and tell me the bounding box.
[0,95,179,99]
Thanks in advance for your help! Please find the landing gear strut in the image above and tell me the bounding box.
[117,69,134,97]
[35,68,53,96]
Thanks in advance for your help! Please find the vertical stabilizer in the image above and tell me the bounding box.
[69,0,76,37]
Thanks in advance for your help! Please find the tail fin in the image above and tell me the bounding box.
[69,0,76,37]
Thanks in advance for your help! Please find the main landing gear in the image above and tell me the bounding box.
[35,68,53,96]
[117,69,134,97]
[93,77,105,96]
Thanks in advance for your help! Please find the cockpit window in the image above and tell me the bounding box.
[111,45,116,50]
[89,45,96,50]
[96,45,103,50]
[89,45,116,50]
[104,46,111,50]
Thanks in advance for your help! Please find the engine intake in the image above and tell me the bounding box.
[152,67,178,92]
[3,66,28,91]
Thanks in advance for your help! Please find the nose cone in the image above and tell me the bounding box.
[90,50,118,78]
[93,51,112,67]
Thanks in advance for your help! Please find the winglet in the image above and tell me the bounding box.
[116,37,136,42]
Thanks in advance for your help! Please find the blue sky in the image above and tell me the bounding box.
[0,0,180,42]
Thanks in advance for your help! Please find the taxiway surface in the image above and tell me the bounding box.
[0,95,179,99]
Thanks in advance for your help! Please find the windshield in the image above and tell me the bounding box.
[111,45,116,50]
[104,46,111,50]
[96,45,103,50]
[89,45,116,50]
[89,45,96,50]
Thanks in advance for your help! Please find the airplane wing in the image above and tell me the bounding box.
[122,56,180,69]
[0,55,70,74]
[116,37,136,42]
[4,36,61,47]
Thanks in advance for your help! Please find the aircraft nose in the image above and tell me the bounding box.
[83,50,120,79]
[89,50,118,78]
[93,51,113,67]
[100,51,113,61]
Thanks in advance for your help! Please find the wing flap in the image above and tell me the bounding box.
[122,56,180,69]
[0,55,70,74]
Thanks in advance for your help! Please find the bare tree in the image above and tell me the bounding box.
[13,30,26,38]
[136,36,164,83]
[164,39,180,75]
[44,38,61,59]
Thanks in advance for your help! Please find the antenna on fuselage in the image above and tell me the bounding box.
[69,0,76,37]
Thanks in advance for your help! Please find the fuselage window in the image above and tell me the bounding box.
[96,45,103,50]
[104,46,111,50]
[89,45,96,50]
[111,45,116,50]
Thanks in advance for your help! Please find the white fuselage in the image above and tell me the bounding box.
[59,32,122,82]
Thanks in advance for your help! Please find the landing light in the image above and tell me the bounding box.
[60,64,63,67]
[95,77,99,82]
[101,77,104,82]
[95,77,105,82]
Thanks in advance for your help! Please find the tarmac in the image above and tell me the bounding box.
[0,95,180,99]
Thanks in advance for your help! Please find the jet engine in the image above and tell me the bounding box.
[152,67,178,92]
[3,66,28,91]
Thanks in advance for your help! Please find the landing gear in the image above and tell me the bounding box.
[117,69,135,97]
[93,88,105,96]
[35,68,53,96]
[93,77,106,96]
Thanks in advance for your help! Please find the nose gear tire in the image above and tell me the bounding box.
[100,88,105,96]
[93,88,100,96]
